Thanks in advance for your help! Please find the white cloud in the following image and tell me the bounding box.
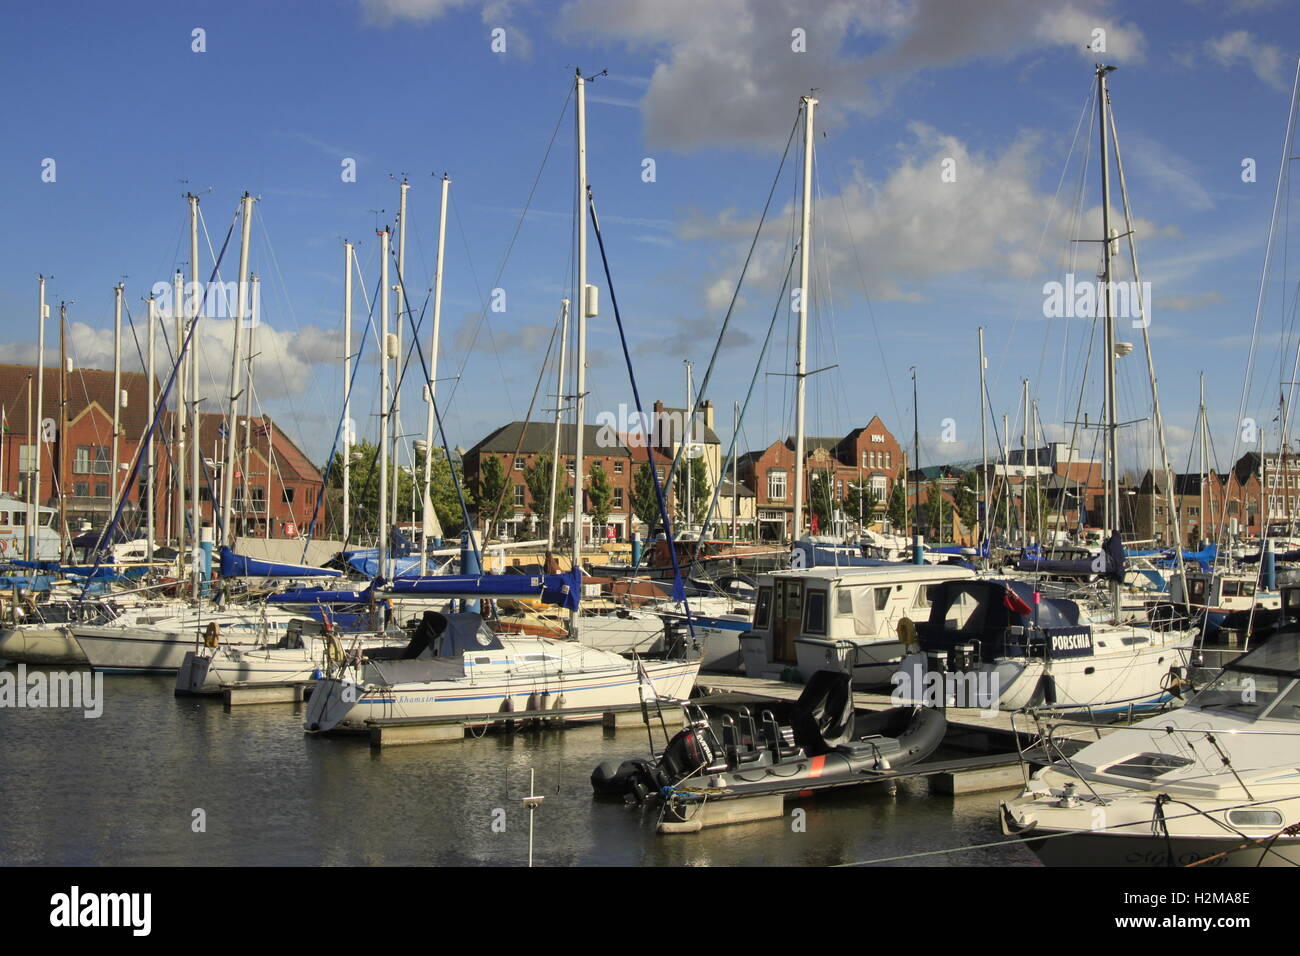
[557,0,1146,152]
[1206,30,1291,91]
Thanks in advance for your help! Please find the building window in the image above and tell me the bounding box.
[94,482,108,499]
[767,469,787,501]
[514,485,525,507]
[885,451,892,469]
[513,457,524,471]
[613,487,624,508]
[74,446,90,474]
[18,444,35,472]
[614,460,624,475]
[861,451,868,468]
[870,475,888,498]
[282,488,296,504]
[74,481,89,497]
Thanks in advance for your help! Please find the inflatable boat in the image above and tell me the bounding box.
[592,670,947,810]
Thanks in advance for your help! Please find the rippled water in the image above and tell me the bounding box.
[0,665,1038,866]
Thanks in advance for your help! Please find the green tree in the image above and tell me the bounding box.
[848,480,879,527]
[924,480,946,540]
[632,462,660,533]
[588,461,612,536]
[524,453,571,540]
[326,439,415,542]
[475,455,507,537]
[954,470,979,534]
[809,470,837,530]
[674,454,710,527]
[887,469,908,532]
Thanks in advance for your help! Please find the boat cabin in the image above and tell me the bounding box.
[0,494,60,562]
[915,578,1094,667]
[740,564,974,679]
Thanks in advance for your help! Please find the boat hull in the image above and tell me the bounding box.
[0,625,87,665]
[306,658,700,733]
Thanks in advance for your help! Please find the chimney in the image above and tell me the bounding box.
[701,399,714,432]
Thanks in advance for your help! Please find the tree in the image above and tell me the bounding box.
[848,479,879,528]
[588,461,612,537]
[631,462,660,533]
[809,470,837,530]
[954,470,979,535]
[887,469,908,532]
[674,454,710,527]
[475,456,507,537]
[524,453,571,541]
[326,439,415,542]
[924,480,946,540]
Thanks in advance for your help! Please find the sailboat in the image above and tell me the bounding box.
[902,66,1189,713]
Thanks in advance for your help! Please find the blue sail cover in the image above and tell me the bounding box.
[385,569,582,611]
[219,546,342,578]
[1016,532,1126,581]
[346,553,424,578]
[267,586,375,605]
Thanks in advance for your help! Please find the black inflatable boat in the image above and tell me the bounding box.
[592,670,947,808]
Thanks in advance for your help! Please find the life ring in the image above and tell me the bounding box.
[896,616,918,651]
[203,621,221,649]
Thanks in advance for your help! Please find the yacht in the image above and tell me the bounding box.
[1001,617,1300,866]
[304,611,700,734]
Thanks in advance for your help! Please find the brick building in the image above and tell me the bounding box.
[737,416,903,542]
[0,363,325,541]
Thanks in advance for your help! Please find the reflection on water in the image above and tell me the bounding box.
[0,666,1038,866]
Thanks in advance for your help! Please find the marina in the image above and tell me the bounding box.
[3,9,1300,934]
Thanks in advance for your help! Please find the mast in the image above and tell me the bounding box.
[912,367,921,562]
[547,298,570,556]
[1003,413,1011,543]
[392,178,409,530]
[221,192,254,548]
[684,360,694,531]
[173,270,187,561]
[978,327,988,561]
[241,275,258,533]
[1199,372,1207,546]
[342,241,353,543]
[30,275,47,559]
[733,400,740,547]
[570,68,589,630]
[1098,63,1121,622]
[792,94,817,545]
[378,226,391,579]
[1021,378,1029,547]
[111,283,123,510]
[23,374,32,550]
[146,293,156,564]
[421,174,449,575]
[58,301,67,556]
[188,193,202,596]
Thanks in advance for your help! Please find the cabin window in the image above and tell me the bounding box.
[875,587,890,611]
[913,584,940,608]
[804,590,827,635]
[753,586,773,630]
[1104,753,1195,781]
[1228,809,1284,828]
[837,590,854,615]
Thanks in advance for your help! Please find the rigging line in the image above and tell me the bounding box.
[688,250,800,568]
[486,314,561,536]
[661,107,801,501]
[449,192,515,420]
[587,186,691,619]
[443,83,573,414]
[830,162,901,432]
[989,82,1095,402]
[390,243,479,562]
[1219,57,1300,550]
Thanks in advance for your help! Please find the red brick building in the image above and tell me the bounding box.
[737,416,904,541]
[0,363,325,541]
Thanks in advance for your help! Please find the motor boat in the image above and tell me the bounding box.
[900,578,1189,713]
[1000,625,1300,866]
[591,670,947,817]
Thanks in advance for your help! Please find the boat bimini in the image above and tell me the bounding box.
[1000,626,1300,866]
[304,610,700,734]
[900,579,1189,713]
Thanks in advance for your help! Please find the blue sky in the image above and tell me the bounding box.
[2,0,1298,482]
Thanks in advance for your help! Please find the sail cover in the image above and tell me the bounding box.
[219,546,342,578]
[385,568,582,610]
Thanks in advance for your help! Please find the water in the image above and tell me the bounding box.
[0,665,1039,866]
